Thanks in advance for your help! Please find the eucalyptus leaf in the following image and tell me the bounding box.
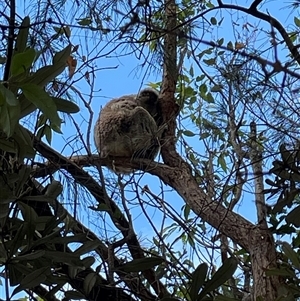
[286,206,300,227]
[45,180,63,199]
[190,263,208,300]
[0,102,21,137]
[119,257,164,272]
[11,48,36,77]
[74,240,101,256]
[53,44,72,65]
[83,272,97,295]
[282,242,300,270]
[0,83,19,106]
[12,267,49,295]
[15,16,30,55]
[198,257,237,299]
[21,83,61,128]
[53,97,80,113]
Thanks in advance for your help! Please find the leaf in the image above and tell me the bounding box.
[45,180,63,199]
[294,17,300,27]
[13,125,35,159]
[190,263,208,300]
[44,251,83,266]
[183,204,191,220]
[265,267,295,277]
[0,133,16,152]
[74,240,102,256]
[0,102,21,137]
[119,257,164,272]
[211,85,223,92]
[81,256,96,268]
[21,83,61,128]
[12,267,49,294]
[83,273,97,294]
[203,58,216,66]
[11,48,36,76]
[77,17,92,26]
[0,83,18,106]
[183,130,195,137]
[286,206,300,227]
[14,16,30,54]
[53,44,72,65]
[64,290,86,300]
[218,154,227,172]
[210,17,217,25]
[198,257,237,299]
[282,242,300,270]
[18,202,38,223]
[53,97,80,113]
[14,250,45,261]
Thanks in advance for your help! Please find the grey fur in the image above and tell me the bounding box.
[94,89,162,173]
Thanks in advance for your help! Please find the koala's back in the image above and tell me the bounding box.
[94,94,159,163]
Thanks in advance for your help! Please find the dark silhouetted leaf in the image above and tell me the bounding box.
[119,257,164,272]
[190,263,208,300]
[198,257,237,299]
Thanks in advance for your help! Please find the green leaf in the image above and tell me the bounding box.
[13,125,35,159]
[21,83,61,128]
[227,41,233,50]
[282,242,300,270]
[12,267,49,294]
[210,17,217,25]
[0,83,18,106]
[11,48,36,77]
[81,256,96,268]
[211,85,223,92]
[18,202,38,223]
[183,204,191,220]
[286,206,300,227]
[0,132,16,152]
[64,290,86,300]
[218,154,227,172]
[53,44,72,65]
[14,250,45,261]
[74,240,102,256]
[119,257,164,272]
[198,257,237,299]
[0,102,21,137]
[44,251,83,266]
[83,273,97,295]
[15,16,30,55]
[294,17,300,27]
[77,17,92,26]
[53,97,80,113]
[203,58,216,66]
[45,180,63,199]
[183,130,195,137]
[265,267,295,277]
[190,263,208,300]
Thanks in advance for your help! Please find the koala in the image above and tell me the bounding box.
[94,88,162,173]
[135,88,162,127]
